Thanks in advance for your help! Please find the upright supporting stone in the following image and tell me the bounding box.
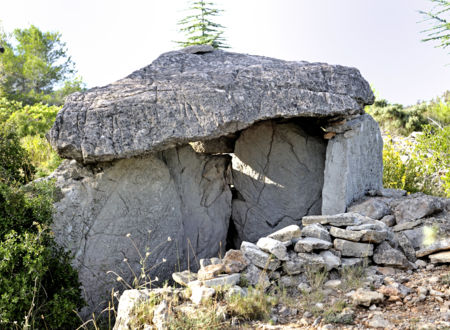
[322,114,383,215]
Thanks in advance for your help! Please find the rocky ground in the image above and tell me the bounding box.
[250,264,450,329]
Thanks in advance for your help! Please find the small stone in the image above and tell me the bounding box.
[257,237,289,261]
[380,215,396,227]
[324,279,342,289]
[395,232,417,262]
[334,239,373,257]
[352,288,384,307]
[415,259,427,268]
[416,238,450,257]
[222,249,249,274]
[240,241,281,270]
[368,315,392,328]
[202,274,240,288]
[428,250,450,263]
[199,258,211,268]
[319,250,341,270]
[172,270,197,286]
[373,241,411,268]
[301,223,331,241]
[242,264,270,289]
[348,198,390,220]
[369,304,377,311]
[190,286,215,305]
[376,266,396,276]
[417,286,428,295]
[392,219,423,232]
[267,225,302,242]
[329,226,365,241]
[226,285,246,299]
[294,237,333,252]
[303,311,313,318]
[341,257,364,268]
[298,282,312,293]
[197,264,224,280]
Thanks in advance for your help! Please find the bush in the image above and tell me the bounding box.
[383,126,450,197]
[21,135,62,177]
[0,127,84,329]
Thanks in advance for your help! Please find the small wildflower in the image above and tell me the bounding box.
[141,274,146,278]
[126,233,131,238]
[123,258,128,262]
[167,236,172,241]
[155,276,159,282]
[162,258,167,262]
[116,276,123,282]
[145,252,151,257]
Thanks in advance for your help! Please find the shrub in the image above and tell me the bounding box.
[383,126,450,197]
[20,135,61,177]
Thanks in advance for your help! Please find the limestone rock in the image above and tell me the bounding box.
[368,315,392,328]
[348,198,390,220]
[242,264,270,289]
[190,286,215,305]
[393,219,423,232]
[49,49,373,163]
[51,146,231,314]
[302,212,366,227]
[373,241,410,268]
[301,223,331,242]
[329,226,365,242]
[380,215,396,227]
[294,237,333,253]
[333,239,374,257]
[282,253,327,275]
[152,300,169,330]
[395,232,417,262]
[394,194,443,224]
[267,225,302,242]
[172,271,197,287]
[341,257,364,268]
[319,250,341,270]
[222,249,249,274]
[321,115,383,214]
[429,251,450,263]
[232,121,325,244]
[416,238,450,257]
[352,288,384,307]
[198,264,225,280]
[240,241,281,270]
[113,290,149,330]
[256,237,289,261]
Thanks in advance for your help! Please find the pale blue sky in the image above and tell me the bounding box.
[2,0,449,105]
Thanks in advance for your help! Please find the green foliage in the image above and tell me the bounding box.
[420,0,449,52]
[226,286,273,321]
[0,129,84,328]
[0,125,35,184]
[21,135,62,177]
[176,0,229,49]
[0,24,83,105]
[383,126,450,197]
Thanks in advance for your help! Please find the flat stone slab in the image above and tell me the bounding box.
[294,237,333,253]
[267,225,302,242]
[256,237,289,261]
[188,273,241,288]
[393,219,423,232]
[333,239,373,257]
[302,212,366,227]
[428,251,450,263]
[329,226,365,242]
[240,241,281,270]
[49,49,373,163]
[352,288,384,307]
[172,270,197,286]
[373,241,411,269]
[416,238,450,257]
[301,223,331,242]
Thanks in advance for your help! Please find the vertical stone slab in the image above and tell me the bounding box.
[51,145,231,315]
[322,114,383,215]
[232,120,326,245]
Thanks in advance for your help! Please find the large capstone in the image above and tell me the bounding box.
[51,145,231,314]
[48,49,373,164]
[231,120,326,244]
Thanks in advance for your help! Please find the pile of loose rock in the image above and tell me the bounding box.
[113,189,449,329]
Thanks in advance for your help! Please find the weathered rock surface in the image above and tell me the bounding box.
[51,145,231,313]
[294,237,333,252]
[373,241,411,268]
[301,223,331,242]
[257,237,289,261]
[428,251,450,263]
[348,198,390,220]
[352,288,384,307]
[394,194,443,224]
[302,212,365,227]
[240,241,281,270]
[49,49,373,163]
[322,115,383,214]
[333,239,374,257]
[232,121,326,244]
[267,225,302,242]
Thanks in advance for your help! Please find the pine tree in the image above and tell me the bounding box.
[176,0,229,49]
[420,0,449,52]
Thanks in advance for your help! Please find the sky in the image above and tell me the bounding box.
[1,0,449,106]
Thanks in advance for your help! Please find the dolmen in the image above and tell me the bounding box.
[47,45,382,314]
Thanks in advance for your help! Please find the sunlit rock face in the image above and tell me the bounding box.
[47,46,381,316]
